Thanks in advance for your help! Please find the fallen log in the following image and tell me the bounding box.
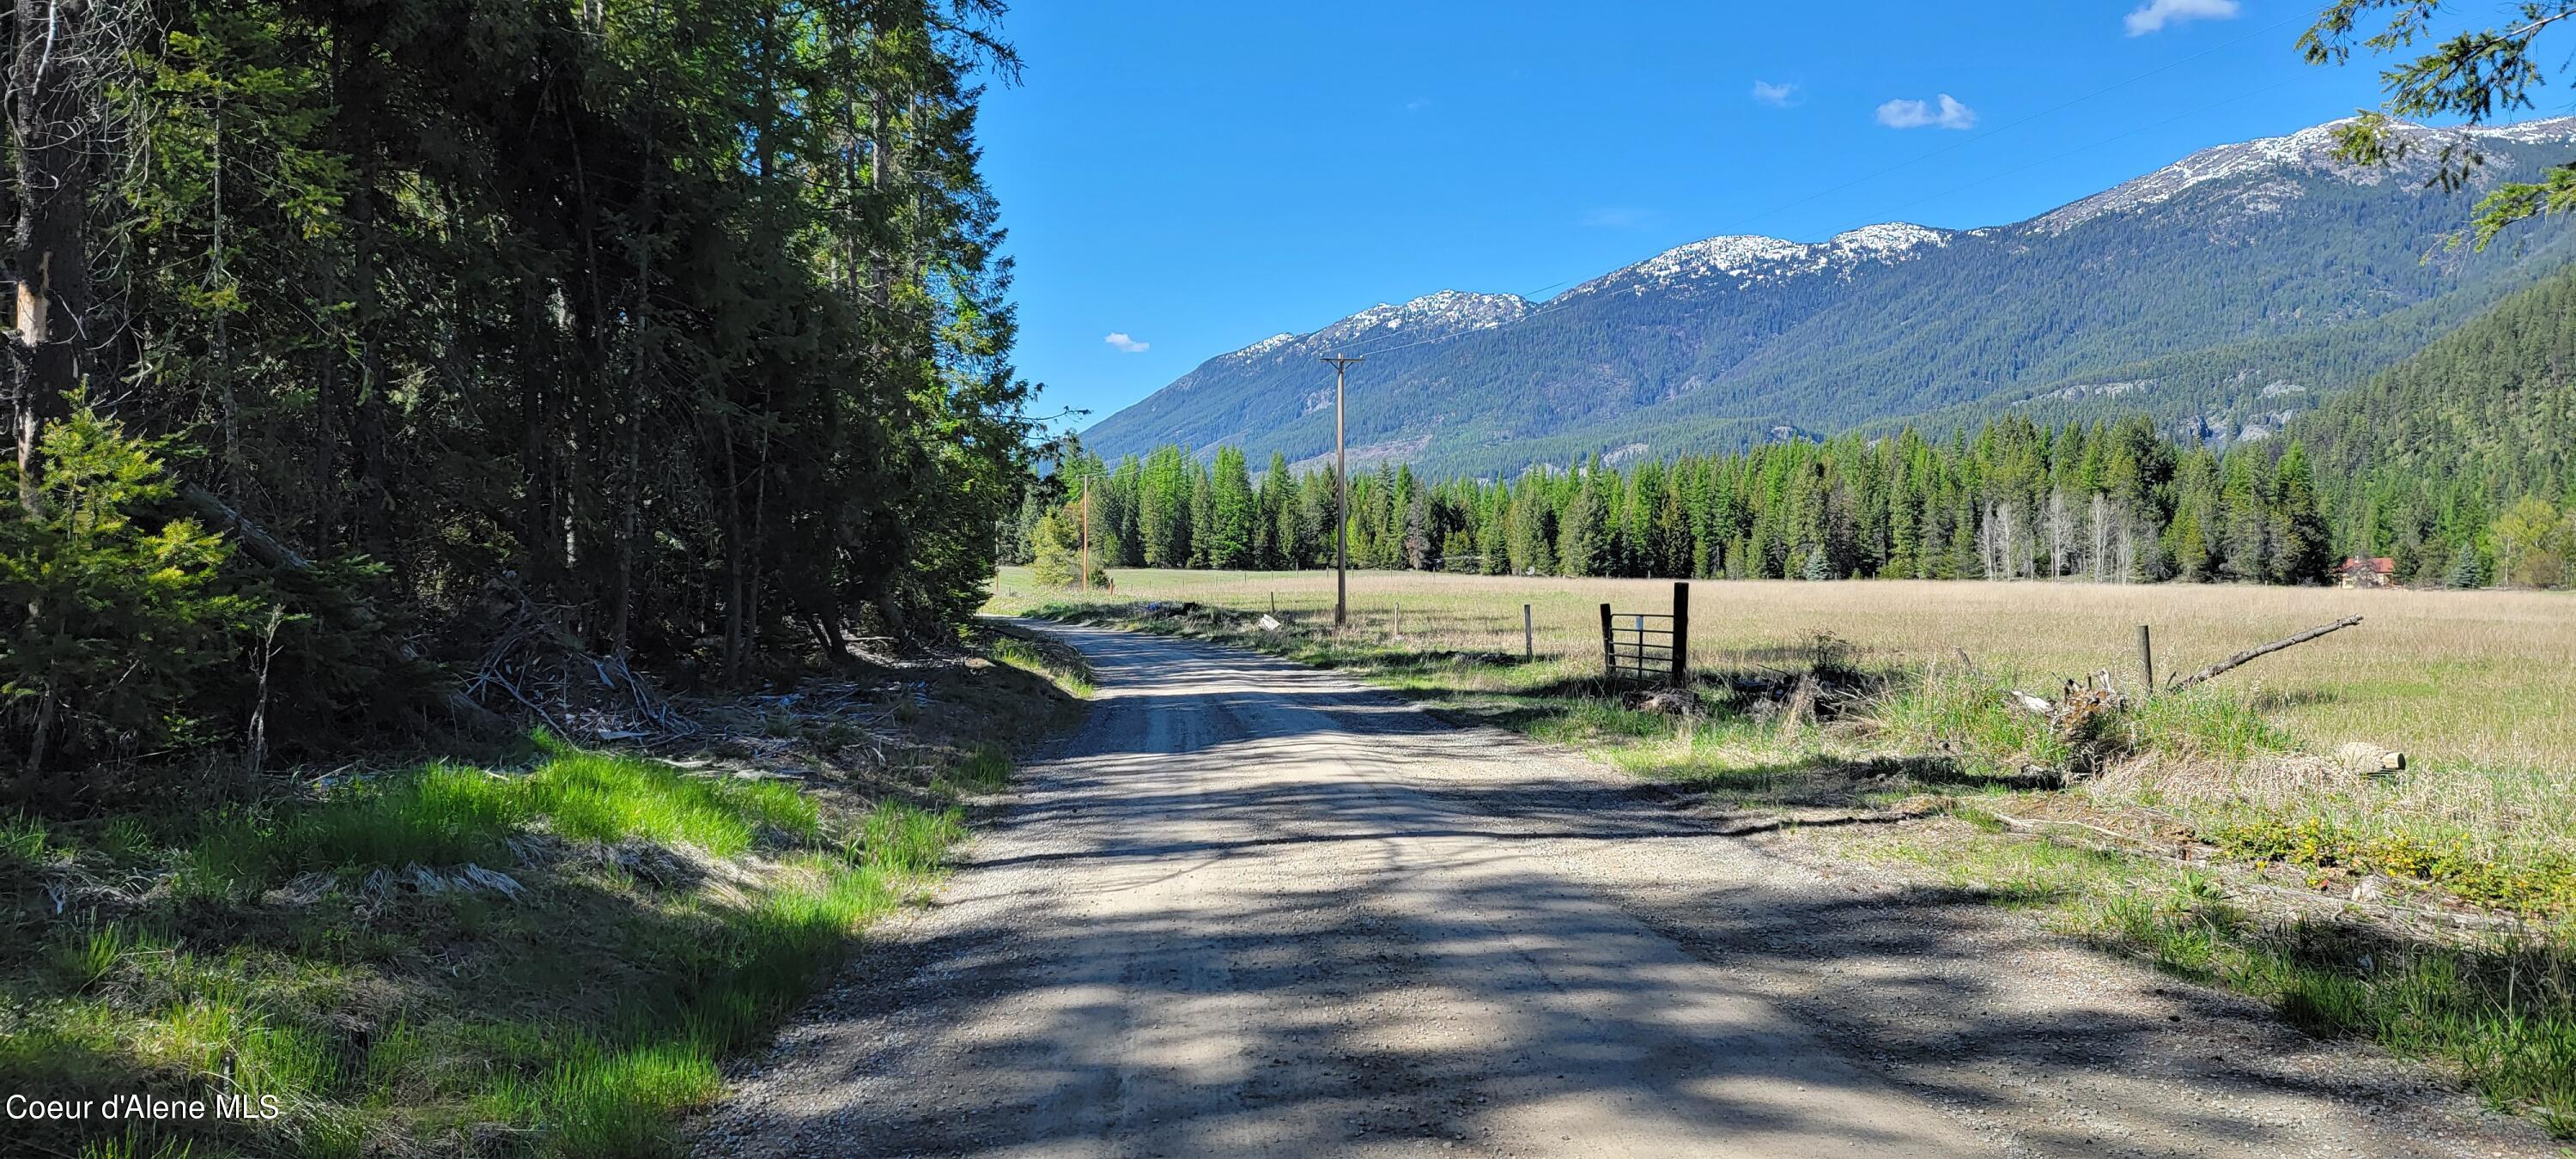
[180,482,511,737]
[2166,615,2363,693]
[2336,742,2407,776]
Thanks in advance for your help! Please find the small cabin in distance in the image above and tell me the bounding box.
[2336,556,2397,589]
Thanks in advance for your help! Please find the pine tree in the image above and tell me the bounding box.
[2270,444,2332,585]
[1030,501,1107,591]
[1209,447,1255,569]
[1557,487,1605,578]
[2217,453,2271,583]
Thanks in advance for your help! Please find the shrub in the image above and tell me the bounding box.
[0,401,263,787]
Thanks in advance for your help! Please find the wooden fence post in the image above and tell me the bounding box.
[1524,604,1534,663]
[1599,603,1614,679]
[2136,624,2155,696]
[1671,581,1690,686]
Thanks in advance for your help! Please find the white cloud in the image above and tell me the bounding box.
[1750,80,1799,108]
[1103,332,1150,354]
[2124,0,2239,35]
[1875,94,1977,130]
[1404,97,1431,112]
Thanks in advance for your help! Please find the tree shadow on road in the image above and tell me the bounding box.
[706,622,2546,1157]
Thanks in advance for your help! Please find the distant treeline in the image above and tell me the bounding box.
[1005,404,2574,588]
[1006,416,2334,584]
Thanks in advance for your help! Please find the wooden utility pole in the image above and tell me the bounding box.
[1080,486,1091,593]
[1321,354,1364,627]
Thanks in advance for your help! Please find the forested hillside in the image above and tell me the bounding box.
[2,0,1030,785]
[1030,247,2576,592]
[1083,118,2576,479]
[2299,264,2576,586]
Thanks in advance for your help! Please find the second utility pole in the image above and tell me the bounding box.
[1321,354,1364,628]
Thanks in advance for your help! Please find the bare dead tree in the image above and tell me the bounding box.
[2046,488,2069,580]
[2090,492,2111,583]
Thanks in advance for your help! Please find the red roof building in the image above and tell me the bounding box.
[2336,556,2397,588]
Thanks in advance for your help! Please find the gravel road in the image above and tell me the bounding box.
[699,621,2550,1157]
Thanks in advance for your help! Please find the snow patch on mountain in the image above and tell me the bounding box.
[1228,332,1297,360]
[2032,116,2576,234]
[1565,222,1950,298]
[1291,289,1532,352]
[1203,292,1529,371]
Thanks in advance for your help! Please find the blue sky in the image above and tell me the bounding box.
[969,2,2494,435]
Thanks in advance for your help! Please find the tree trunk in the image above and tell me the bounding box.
[9,0,94,513]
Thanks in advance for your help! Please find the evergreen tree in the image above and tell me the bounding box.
[1557,486,1605,578]
[1209,447,1255,569]
[2270,444,2333,584]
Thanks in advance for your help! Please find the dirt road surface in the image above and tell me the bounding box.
[699,621,2549,1157]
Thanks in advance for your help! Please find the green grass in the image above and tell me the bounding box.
[1871,666,2081,775]
[986,630,1097,698]
[0,734,1017,1158]
[176,743,823,900]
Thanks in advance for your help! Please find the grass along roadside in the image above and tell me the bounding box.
[988,571,2576,1138]
[0,634,1087,1158]
[1852,818,2576,1137]
[981,619,1098,698]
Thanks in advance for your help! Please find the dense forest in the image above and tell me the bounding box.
[2,1,1031,788]
[1018,406,2565,590]
[1010,419,2339,586]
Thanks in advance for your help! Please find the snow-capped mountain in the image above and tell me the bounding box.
[2035,116,2576,234]
[1563,223,1952,299]
[1080,115,2576,478]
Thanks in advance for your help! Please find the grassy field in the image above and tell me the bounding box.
[990,567,2576,1132]
[0,626,1092,1159]
[992,567,2576,775]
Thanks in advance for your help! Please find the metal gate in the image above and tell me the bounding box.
[1601,581,1689,685]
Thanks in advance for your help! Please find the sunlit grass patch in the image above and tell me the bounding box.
[175,746,823,901]
[526,747,818,853]
[848,800,966,875]
[945,743,1013,794]
[986,631,1097,698]
[0,733,1003,1159]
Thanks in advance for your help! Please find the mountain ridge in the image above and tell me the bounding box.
[1083,114,2576,476]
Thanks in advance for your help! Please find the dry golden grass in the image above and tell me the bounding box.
[990,567,2576,775]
